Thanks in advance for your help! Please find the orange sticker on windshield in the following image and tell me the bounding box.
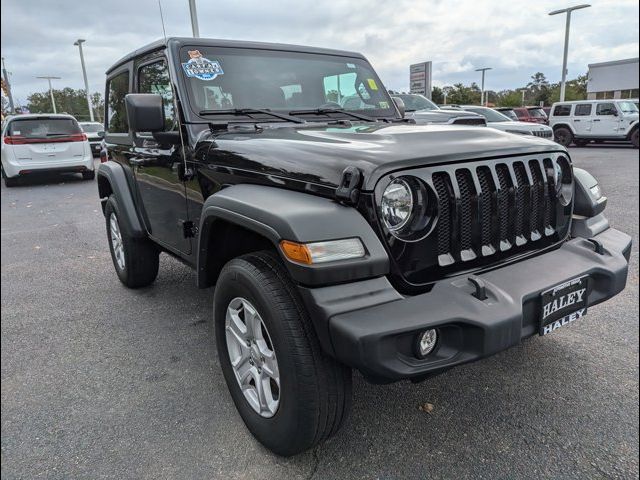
[367,78,379,91]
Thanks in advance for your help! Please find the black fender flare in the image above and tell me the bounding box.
[97,161,146,238]
[197,184,389,287]
[552,122,575,135]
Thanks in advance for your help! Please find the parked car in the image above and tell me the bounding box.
[495,107,520,121]
[459,106,554,139]
[513,107,549,124]
[98,37,631,456]
[79,121,105,157]
[392,94,485,125]
[549,100,639,148]
[1,113,95,186]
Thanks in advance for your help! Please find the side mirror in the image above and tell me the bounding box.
[391,96,405,118]
[125,93,165,132]
[97,131,105,139]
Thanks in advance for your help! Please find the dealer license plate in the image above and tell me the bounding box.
[539,276,589,336]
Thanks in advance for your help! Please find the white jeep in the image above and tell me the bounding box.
[549,100,639,148]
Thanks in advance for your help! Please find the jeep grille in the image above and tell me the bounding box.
[532,130,553,139]
[376,154,573,288]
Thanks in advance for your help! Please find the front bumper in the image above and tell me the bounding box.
[299,228,631,382]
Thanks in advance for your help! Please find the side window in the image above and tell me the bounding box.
[596,103,616,116]
[574,104,592,116]
[553,104,571,116]
[138,60,175,130]
[107,71,130,133]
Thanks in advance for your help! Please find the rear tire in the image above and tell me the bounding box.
[3,176,18,187]
[554,126,573,147]
[631,129,639,149]
[83,170,96,180]
[214,251,352,456]
[574,139,589,147]
[104,195,159,288]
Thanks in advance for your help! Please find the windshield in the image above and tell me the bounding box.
[80,122,103,133]
[618,101,638,113]
[8,117,81,138]
[180,47,396,120]
[527,108,547,118]
[395,94,438,111]
[498,109,519,121]
[463,107,511,122]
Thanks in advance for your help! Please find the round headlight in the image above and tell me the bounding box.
[554,158,573,206]
[381,178,413,231]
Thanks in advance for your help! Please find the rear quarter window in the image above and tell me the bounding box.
[552,105,572,116]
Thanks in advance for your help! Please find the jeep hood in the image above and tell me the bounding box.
[201,122,565,191]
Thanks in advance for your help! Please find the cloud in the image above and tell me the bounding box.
[1,0,638,105]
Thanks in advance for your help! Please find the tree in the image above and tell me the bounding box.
[431,86,444,104]
[527,72,551,106]
[495,90,523,107]
[27,87,103,121]
[444,83,481,105]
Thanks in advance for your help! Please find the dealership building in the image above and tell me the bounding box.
[586,57,639,100]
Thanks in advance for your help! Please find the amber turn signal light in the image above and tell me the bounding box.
[280,240,313,265]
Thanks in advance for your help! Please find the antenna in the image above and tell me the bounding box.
[158,0,167,39]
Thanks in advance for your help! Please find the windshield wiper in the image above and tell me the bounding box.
[289,108,377,122]
[198,108,305,124]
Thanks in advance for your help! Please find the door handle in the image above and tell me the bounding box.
[593,119,601,122]
[574,119,580,122]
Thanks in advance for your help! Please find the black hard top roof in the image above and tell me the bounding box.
[106,37,366,75]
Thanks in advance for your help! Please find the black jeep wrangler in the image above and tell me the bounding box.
[98,37,631,456]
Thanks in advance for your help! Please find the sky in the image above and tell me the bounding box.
[1,0,638,107]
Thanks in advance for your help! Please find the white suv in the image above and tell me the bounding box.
[549,100,639,148]
[1,114,95,187]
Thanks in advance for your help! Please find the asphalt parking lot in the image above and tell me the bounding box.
[1,146,638,480]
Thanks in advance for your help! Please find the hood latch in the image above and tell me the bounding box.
[335,166,363,205]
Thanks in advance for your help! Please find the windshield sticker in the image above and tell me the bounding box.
[367,78,379,91]
[182,50,224,81]
[346,63,356,69]
[379,101,389,109]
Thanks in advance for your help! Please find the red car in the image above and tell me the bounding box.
[513,107,549,125]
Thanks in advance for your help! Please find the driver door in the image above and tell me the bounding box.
[128,57,192,255]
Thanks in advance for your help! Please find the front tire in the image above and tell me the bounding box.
[214,251,352,456]
[104,195,159,288]
[554,126,573,147]
[83,170,96,180]
[631,129,639,149]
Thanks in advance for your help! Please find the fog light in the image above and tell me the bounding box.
[416,329,438,357]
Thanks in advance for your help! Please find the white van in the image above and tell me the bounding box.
[1,114,95,187]
[548,100,639,148]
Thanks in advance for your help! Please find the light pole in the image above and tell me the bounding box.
[2,57,15,113]
[549,4,591,102]
[518,88,526,106]
[36,76,61,113]
[188,0,200,37]
[74,39,94,122]
[475,67,492,106]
